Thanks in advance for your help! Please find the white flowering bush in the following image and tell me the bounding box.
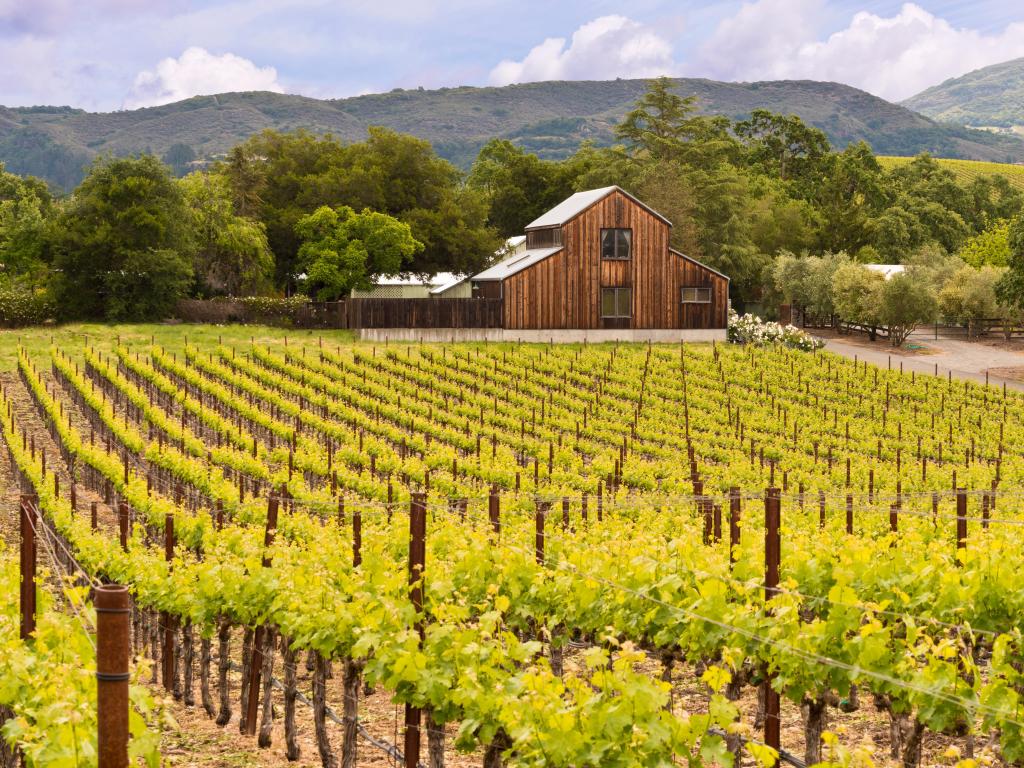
[727,310,825,351]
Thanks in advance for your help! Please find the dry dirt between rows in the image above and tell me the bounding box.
[0,371,990,768]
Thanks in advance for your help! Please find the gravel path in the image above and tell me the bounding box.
[815,334,1024,392]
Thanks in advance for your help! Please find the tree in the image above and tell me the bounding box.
[0,163,54,279]
[180,172,274,296]
[876,272,937,346]
[958,220,1012,267]
[616,77,737,169]
[772,252,849,325]
[50,155,194,320]
[734,110,830,187]
[831,262,885,338]
[163,143,197,177]
[295,205,423,300]
[939,265,1003,336]
[808,142,886,255]
[995,216,1024,312]
[467,139,574,236]
[223,128,497,289]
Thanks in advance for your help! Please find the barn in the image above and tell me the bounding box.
[470,186,729,333]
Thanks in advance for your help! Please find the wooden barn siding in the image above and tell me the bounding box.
[503,189,728,329]
[674,254,729,329]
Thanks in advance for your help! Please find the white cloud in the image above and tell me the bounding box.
[693,1,1024,102]
[123,46,284,109]
[489,15,675,86]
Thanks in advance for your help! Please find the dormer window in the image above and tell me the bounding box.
[601,228,632,260]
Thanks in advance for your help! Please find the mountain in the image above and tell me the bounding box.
[4,78,1024,191]
[903,58,1024,132]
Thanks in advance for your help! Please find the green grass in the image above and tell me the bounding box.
[878,155,1024,192]
[0,323,356,372]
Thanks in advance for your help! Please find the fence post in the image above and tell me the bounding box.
[535,500,548,565]
[845,494,853,535]
[19,496,37,640]
[405,493,427,768]
[728,487,741,565]
[956,488,967,555]
[763,487,781,752]
[96,584,131,768]
[118,502,129,552]
[245,493,280,735]
[162,511,176,693]
[488,484,500,537]
[353,505,362,568]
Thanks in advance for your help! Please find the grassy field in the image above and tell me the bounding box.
[878,155,1024,191]
[0,323,356,372]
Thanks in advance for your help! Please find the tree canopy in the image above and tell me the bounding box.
[295,205,423,300]
[50,155,194,320]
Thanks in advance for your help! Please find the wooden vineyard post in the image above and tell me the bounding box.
[245,493,280,736]
[729,487,741,565]
[162,510,176,693]
[956,488,967,555]
[91,501,98,532]
[562,497,569,532]
[890,504,898,538]
[489,484,500,537]
[19,495,37,640]
[535,500,548,565]
[118,502,129,551]
[763,487,781,752]
[96,584,131,768]
[405,493,427,768]
[845,494,853,535]
[353,505,362,568]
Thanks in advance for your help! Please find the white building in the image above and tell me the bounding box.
[350,236,528,299]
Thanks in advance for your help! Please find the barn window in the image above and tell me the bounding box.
[681,287,712,303]
[601,228,632,259]
[601,287,631,318]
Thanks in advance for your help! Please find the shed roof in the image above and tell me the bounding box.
[370,271,464,287]
[429,274,469,294]
[471,246,563,281]
[669,249,731,282]
[525,186,671,229]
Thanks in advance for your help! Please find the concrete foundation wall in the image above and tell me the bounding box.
[356,328,727,343]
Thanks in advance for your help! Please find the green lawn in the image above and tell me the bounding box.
[0,323,357,372]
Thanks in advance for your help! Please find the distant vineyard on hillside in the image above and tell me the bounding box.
[879,155,1024,191]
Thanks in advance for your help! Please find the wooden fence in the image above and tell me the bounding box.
[176,298,505,330]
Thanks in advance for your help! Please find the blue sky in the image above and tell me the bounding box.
[1,0,1023,111]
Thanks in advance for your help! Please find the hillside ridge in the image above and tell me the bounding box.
[903,57,1024,132]
[4,77,1024,190]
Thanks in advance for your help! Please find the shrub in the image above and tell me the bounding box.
[0,282,53,327]
[174,296,313,325]
[727,310,825,352]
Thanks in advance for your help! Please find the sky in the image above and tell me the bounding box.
[1,0,1023,112]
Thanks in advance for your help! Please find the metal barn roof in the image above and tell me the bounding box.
[525,186,671,229]
[471,246,564,281]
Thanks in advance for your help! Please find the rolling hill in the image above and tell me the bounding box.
[903,58,1024,132]
[4,77,1024,191]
